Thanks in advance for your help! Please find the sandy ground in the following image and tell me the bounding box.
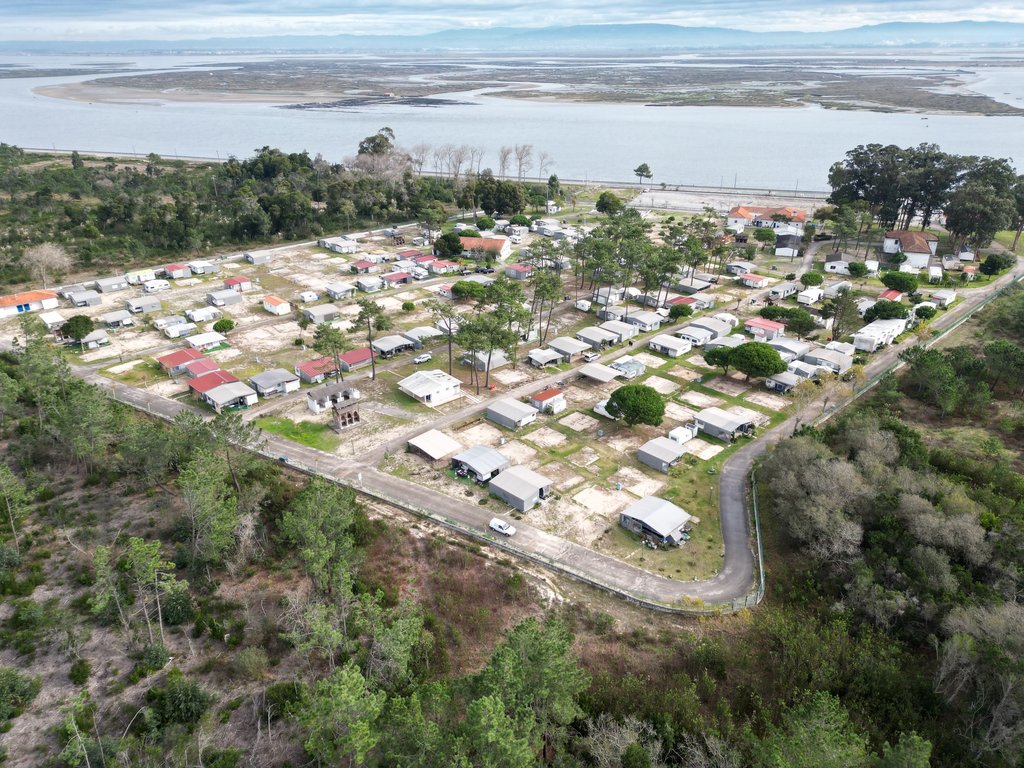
[559,412,600,432]
[745,391,789,410]
[610,466,665,497]
[497,440,537,465]
[568,446,600,468]
[524,426,568,448]
[663,402,697,423]
[727,404,773,428]
[632,188,830,215]
[686,354,710,368]
[626,351,667,369]
[644,375,681,395]
[682,438,725,460]
[679,390,724,409]
[705,376,750,396]
[672,365,703,382]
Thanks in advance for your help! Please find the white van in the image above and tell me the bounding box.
[143,279,170,293]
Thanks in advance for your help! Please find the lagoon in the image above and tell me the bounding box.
[1,54,1021,189]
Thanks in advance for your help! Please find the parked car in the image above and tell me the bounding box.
[582,351,600,363]
[413,353,432,364]
[461,269,474,276]
[489,518,517,536]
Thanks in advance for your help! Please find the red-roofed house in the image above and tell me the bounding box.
[350,260,380,274]
[882,230,939,269]
[0,290,59,319]
[295,357,339,385]
[458,236,512,260]
[382,272,412,285]
[504,263,533,280]
[528,388,567,414]
[430,260,460,275]
[414,254,437,265]
[398,249,424,259]
[727,206,807,230]
[224,276,252,292]
[745,317,786,341]
[879,289,904,302]
[189,370,239,395]
[437,284,454,299]
[157,348,204,375]
[182,358,220,378]
[164,263,191,279]
[739,273,770,289]
[339,347,375,372]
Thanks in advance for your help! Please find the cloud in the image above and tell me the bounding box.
[1,0,1023,39]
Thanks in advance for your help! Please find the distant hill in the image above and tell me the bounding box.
[1,21,1023,54]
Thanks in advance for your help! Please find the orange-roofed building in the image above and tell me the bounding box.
[0,290,59,319]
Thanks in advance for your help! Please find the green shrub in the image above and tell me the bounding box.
[0,667,40,721]
[130,644,169,682]
[263,681,303,721]
[162,588,194,626]
[233,647,269,681]
[401,301,415,312]
[69,658,92,685]
[212,318,235,334]
[145,668,213,729]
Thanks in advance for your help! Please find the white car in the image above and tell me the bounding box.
[582,351,600,363]
[489,518,517,537]
[413,353,432,364]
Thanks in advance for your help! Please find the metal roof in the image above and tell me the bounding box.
[649,334,690,352]
[621,496,691,539]
[528,348,562,365]
[577,326,620,343]
[205,381,258,405]
[548,336,591,355]
[250,369,298,389]
[578,363,621,383]
[638,437,686,465]
[452,445,510,477]
[372,335,415,353]
[489,465,552,501]
[486,398,538,422]
[697,406,754,432]
[408,429,462,461]
[399,370,461,399]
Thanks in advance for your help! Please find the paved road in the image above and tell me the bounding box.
[75,260,1021,612]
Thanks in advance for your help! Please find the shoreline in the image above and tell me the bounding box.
[33,78,1024,117]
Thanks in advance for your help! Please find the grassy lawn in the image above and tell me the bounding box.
[995,230,1023,256]
[255,416,341,452]
[101,360,163,387]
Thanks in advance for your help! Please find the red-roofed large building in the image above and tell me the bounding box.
[398,249,424,259]
[0,290,59,319]
[182,358,221,378]
[458,236,512,260]
[882,230,939,269]
[727,206,807,230]
[295,357,338,384]
[382,271,412,285]
[879,289,904,302]
[414,254,437,265]
[339,347,375,372]
[739,273,770,289]
[189,370,239,395]
[157,348,204,375]
[745,317,786,341]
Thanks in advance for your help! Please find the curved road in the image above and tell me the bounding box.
[73,256,1022,612]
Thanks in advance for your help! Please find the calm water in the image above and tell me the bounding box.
[1,54,1021,190]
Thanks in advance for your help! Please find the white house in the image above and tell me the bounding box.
[739,273,770,289]
[263,295,292,315]
[796,287,824,305]
[823,281,852,299]
[744,317,786,341]
[398,370,463,406]
[775,234,801,258]
[186,259,219,275]
[124,268,157,285]
[186,306,222,323]
[485,399,539,431]
[249,369,300,397]
[0,290,59,319]
[882,230,939,270]
[769,282,799,300]
[823,253,853,275]
[726,260,757,276]
[675,325,714,347]
[623,310,663,332]
[528,388,567,414]
[931,289,957,308]
[727,205,807,233]
[95,276,129,293]
[769,338,811,363]
[186,331,228,352]
[598,320,639,343]
[853,318,908,353]
[649,334,692,358]
[689,317,733,340]
[318,236,360,253]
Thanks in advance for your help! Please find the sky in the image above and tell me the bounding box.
[1,0,1022,40]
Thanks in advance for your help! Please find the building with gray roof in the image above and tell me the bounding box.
[620,496,692,545]
[489,466,553,512]
[451,446,511,483]
[637,437,687,473]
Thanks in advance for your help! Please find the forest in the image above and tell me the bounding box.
[0,135,556,289]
